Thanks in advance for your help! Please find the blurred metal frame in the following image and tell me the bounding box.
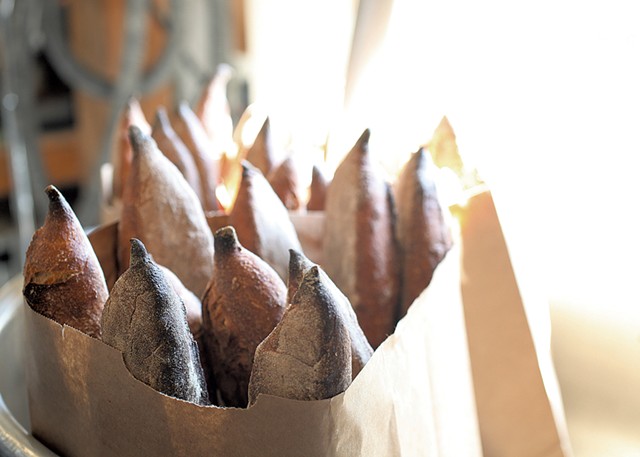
[0,0,48,275]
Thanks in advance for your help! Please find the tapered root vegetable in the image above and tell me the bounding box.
[244,117,276,177]
[287,250,373,379]
[102,239,209,405]
[229,161,303,281]
[307,165,329,211]
[322,129,400,348]
[195,63,234,153]
[23,185,108,339]
[152,107,204,205]
[248,266,352,405]
[201,226,286,407]
[112,98,151,200]
[267,156,303,211]
[172,101,222,212]
[394,148,452,317]
[118,126,214,298]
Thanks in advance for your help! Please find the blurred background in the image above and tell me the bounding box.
[0,0,638,455]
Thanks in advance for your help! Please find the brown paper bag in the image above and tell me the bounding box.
[22,188,571,456]
[23,213,481,456]
[457,189,573,457]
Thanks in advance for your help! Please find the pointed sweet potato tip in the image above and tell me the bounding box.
[287,249,314,305]
[44,185,68,215]
[154,106,171,130]
[110,99,151,201]
[429,115,464,175]
[357,128,371,147]
[44,184,61,203]
[23,185,108,338]
[340,129,372,168]
[267,156,301,210]
[240,160,255,179]
[128,125,147,154]
[259,116,270,134]
[177,100,191,116]
[215,63,233,81]
[125,97,150,125]
[176,100,193,121]
[303,264,321,283]
[129,238,150,266]
[244,117,276,176]
[213,226,242,254]
[196,64,234,120]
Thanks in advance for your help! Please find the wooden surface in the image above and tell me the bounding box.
[0,130,80,196]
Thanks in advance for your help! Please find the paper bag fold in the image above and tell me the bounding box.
[458,190,572,457]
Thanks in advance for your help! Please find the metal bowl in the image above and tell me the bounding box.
[0,276,57,456]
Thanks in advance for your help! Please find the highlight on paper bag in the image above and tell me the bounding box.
[456,188,573,457]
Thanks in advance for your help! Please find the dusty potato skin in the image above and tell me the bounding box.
[23,186,108,339]
[244,117,276,177]
[267,156,302,211]
[102,239,209,405]
[171,101,221,212]
[195,63,234,151]
[118,126,214,298]
[287,250,373,379]
[394,148,452,317]
[307,165,329,211]
[152,106,204,206]
[157,264,202,336]
[323,129,400,348]
[248,266,352,405]
[112,98,151,201]
[201,226,286,407]
[229,162,303,282]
